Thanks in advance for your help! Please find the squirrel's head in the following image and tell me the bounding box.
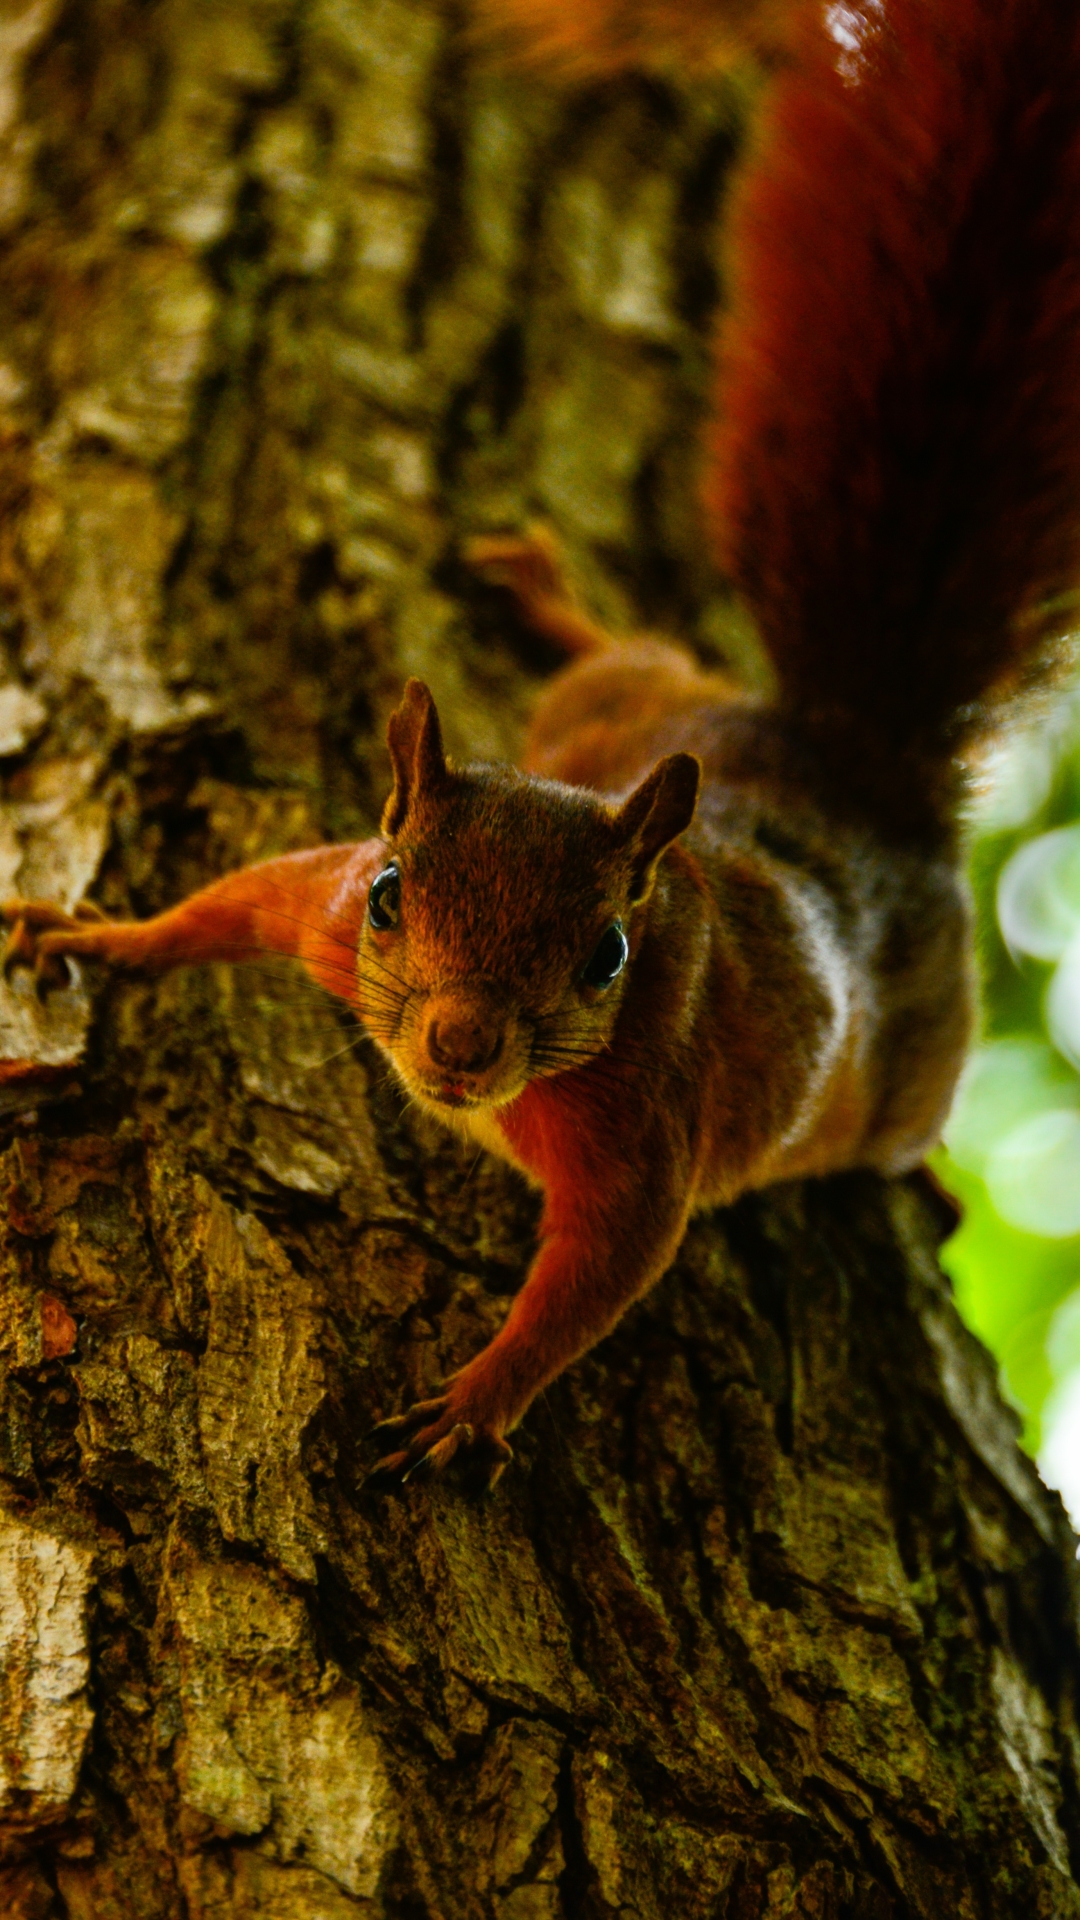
[356,678,700,1117]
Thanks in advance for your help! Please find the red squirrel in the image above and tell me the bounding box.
[5,0,1080,1487]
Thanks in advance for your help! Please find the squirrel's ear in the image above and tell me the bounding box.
[615,752,700,902]
[382,679,449,836]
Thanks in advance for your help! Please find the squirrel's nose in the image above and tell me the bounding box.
[426,1010,504,1075]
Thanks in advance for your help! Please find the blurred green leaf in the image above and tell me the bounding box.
[937,687,1080,1488]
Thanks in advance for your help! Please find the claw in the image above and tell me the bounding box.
[482,1439,514,1490]
[363,1449,412,1490]
[366,1395,449,1445]
[2,918,32,982]
[1,921,71,995]
[34,951,74,999]
[1,898,91,997]
[362,1396,513,1493]
[401,1422,474,1483]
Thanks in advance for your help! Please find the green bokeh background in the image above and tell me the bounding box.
[935,689,1080,1469]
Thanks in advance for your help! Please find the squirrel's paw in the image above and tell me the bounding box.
[464,525,612,659]
[1,898,107,997]
[365,1392,514,1493]
[464,524,568,604]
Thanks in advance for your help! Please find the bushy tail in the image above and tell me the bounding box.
[712,0,1080,756]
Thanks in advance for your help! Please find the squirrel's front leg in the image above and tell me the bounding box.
[1,841,386,1007]
[367,1090,695,1489]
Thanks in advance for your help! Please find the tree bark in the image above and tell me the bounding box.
[1,3,1079,1915]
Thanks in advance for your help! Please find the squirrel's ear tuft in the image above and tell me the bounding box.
[615,752,700,902]
[382,679,449,836]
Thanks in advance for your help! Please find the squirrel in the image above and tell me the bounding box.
[4,0,1080,1487]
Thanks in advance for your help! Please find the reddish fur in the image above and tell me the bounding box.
[464,1071,694,1420]
[3,0,1078,1484]
[3,845,381,1008]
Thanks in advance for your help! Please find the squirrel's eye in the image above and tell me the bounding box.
[582,922,628,990]
[368,865,401,931]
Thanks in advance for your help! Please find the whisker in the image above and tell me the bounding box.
[526,1039,700,1096]
[298,1030,375,1074]
[358,949,413,993]
[199,871,370,939]
[183,884,368,957]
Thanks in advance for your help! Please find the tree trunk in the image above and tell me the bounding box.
[1,3,1079,1915]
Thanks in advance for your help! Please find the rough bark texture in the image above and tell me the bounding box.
[1,3,1079,1916]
